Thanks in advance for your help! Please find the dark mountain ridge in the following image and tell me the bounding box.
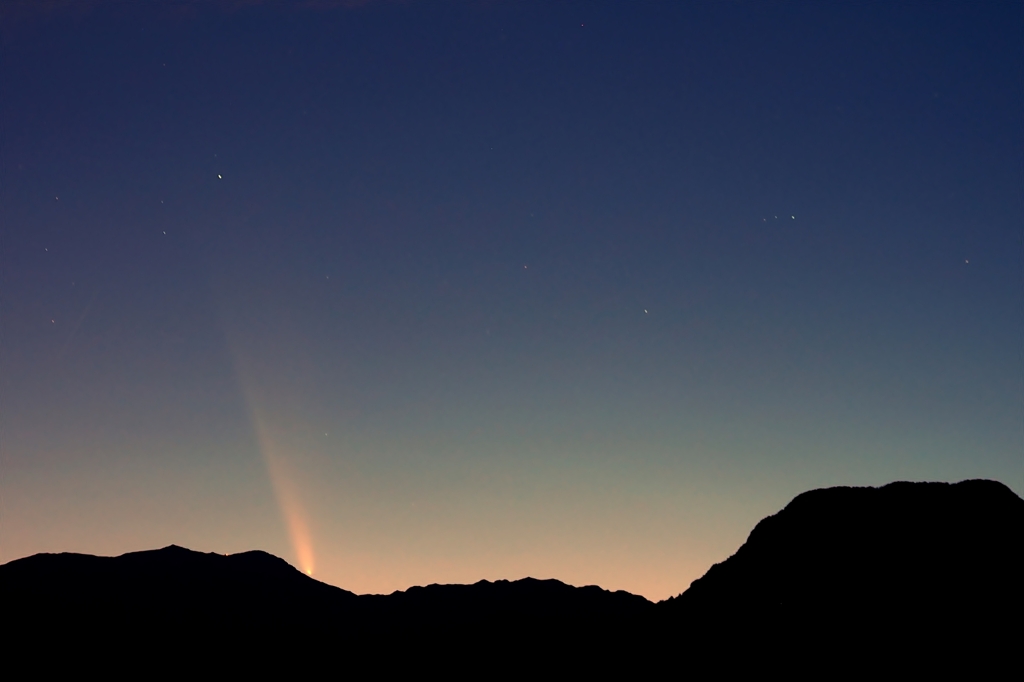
[661,479,1023,670]
[1,544,358,621]
[668,479,1022,613]
[4,479,1020,668]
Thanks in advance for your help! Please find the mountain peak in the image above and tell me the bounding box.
[669,478,1023,610]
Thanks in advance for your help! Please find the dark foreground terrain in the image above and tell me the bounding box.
[4,479,1020,671]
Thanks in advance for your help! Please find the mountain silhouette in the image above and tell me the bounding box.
[659,479,1023,670]
[1,544,357,618]
[3,479,1019,670]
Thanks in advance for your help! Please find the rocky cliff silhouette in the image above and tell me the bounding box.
[3,479,1019,669]
[661,479,1023,670]
[668,479,1022,612]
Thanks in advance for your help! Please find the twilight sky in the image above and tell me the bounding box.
[2,0,1021,600]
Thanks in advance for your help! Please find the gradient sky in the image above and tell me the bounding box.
[2,0,1021,600]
